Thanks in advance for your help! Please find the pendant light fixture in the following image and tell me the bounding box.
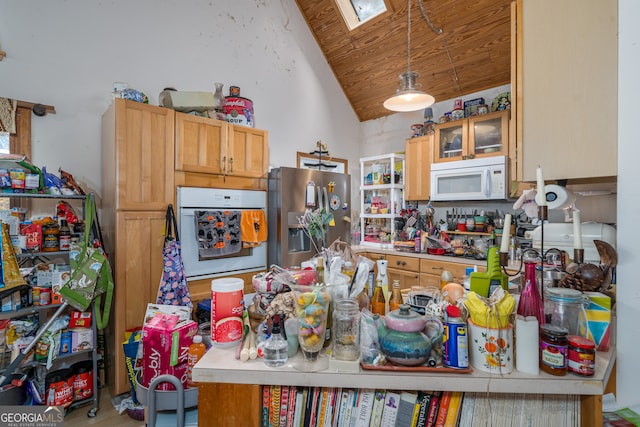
[383,0,435,112]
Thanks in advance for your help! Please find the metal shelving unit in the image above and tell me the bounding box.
[0,192,100,417]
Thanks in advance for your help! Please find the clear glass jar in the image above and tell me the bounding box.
[332,299,360,361]
[544,288,589,337]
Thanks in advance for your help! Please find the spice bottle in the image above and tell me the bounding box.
[186,335,207,387]
[371,279,386,316]
[59,220,71,251]
[388,280,403,312]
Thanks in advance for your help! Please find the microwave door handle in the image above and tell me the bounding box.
[484,169,491,198]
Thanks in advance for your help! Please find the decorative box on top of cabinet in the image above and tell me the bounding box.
[359,154,405,248]
[175,112,268,181]
[434,110,509,163]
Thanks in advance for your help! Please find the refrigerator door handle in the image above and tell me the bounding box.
[323,187,330,212]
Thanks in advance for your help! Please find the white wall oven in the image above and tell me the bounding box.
[177,187,267,280]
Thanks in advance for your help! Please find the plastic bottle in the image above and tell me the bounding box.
[187,335,207,387]
[59,219,71,251]
[263,321,288,368]
[388,280,403,312]
[371,279,386,316]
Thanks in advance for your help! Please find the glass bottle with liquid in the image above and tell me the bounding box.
[371,280,386,316]
[388,280,403,312]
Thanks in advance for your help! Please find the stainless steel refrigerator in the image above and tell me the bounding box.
[268,167,351,268]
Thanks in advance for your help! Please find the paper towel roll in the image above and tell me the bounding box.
[544,184,576,210]
[515,315,540,375]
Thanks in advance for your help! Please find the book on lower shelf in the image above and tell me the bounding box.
[380,391,401,426]
[395,391,417,427]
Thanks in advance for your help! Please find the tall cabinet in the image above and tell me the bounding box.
[102,99,175,396]
[102,99,269,396]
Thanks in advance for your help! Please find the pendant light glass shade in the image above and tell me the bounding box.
[383,71,435,111]
[383,0,435,112]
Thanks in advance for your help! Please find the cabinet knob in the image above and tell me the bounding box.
[432,267,443,271]
[229,157,234,172]
[396,261,401,266]
[402,261,406,266]
[222,156,227,173]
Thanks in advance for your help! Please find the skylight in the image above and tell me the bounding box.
[336,0,388,31]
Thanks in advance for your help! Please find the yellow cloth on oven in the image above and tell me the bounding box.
[241,210,267,248]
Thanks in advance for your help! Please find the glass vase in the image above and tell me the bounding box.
[291,284,332,361]
[517,258,545,325]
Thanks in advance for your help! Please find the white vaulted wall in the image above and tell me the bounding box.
[0,0,362,195]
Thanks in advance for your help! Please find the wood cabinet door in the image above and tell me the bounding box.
[419,273,441,288]
[110,210,166,396]
[519,0,617,181]
[175,113,227,175]
[228,125,268,178]
[109,99,175,210]
[386,254,420,272]
[388,267,420,290]
[405,135,433,201]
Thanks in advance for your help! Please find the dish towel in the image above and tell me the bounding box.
[0,98,17,133]
[240,209,267,248]
[194,210,242,258]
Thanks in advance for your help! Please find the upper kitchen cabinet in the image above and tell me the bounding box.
[101,99,175,211]
[175,112,268,180]
[434,111,509,164]
[228,125,269,179]
[515,0,617,181]
[405,135,433,201]
[175,113,226,175]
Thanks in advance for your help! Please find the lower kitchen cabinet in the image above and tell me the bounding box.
[386,254,420,290]
[105,210,167,396]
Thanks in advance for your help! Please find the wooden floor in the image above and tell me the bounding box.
[64,388,144,427]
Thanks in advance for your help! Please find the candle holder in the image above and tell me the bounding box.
[573,248,584,264]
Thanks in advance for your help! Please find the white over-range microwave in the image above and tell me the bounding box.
[430,156,508,201]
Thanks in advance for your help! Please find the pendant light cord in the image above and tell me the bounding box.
[406,0,411,73]
[416,0,462,93]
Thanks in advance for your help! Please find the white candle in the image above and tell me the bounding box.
[535,166,547,206]
[500,214,512,253]
[573,209,583,249]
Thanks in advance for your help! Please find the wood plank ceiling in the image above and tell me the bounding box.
[295,0,512,122]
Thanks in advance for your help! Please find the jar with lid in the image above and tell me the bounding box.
[567,335,596,376]
[540,324,569,376]
[544,288,589,337]
[59,219,72,251]
[332,299,360,361]
[42,222,60,252]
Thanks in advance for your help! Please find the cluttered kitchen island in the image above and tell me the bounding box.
[192,344,615,426]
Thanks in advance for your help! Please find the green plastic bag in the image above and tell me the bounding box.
[59,195,113,330]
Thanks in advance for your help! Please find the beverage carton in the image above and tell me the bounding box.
[141,313,198,390]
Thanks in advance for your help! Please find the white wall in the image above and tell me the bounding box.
[616,0,640,408]
[0,0,362,195]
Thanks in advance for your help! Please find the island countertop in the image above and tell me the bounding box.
[192,345,615,396]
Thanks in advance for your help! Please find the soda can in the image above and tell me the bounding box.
[443,306,469,368]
